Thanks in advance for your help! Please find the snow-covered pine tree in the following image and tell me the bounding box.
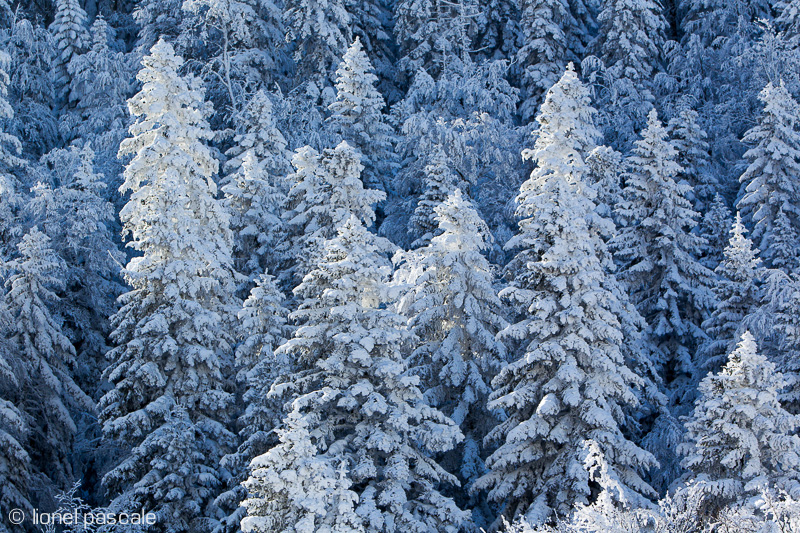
[133,0,185,52]
[588,0,667,148]
[395,188,507,517]
[26,144,125,395]
[770,208,800,272]
[0,281,30,533]
[4,228,92,493]
[516,0,574,121]
[65,16,132,171]
[4,16,59,158]
[328,37,397,192]
[242,411,363,533]
[698,194,733,271]
[283,140,385,283]
[0,50,24,259]
[99,40,240,531]
[680,332,800,508]
[778,0,800,38]
[344,0,396,97]
[698,213,762,374]
[214,273,290,533]
[283,0,351,83]
[49,0,90,93]
[586,145,623,220]
[474,65,657,527]
[612,109,715,394]
[393,0,480,80]
[667,107,717,214]
[243,216,470,532]
[737,80,800,269]
[407,146,469,247]
[222,151,286,286]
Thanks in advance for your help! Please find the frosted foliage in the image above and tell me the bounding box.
[4,229,90,488]
[681,332,800,506]
[668,108,716,213]
[0,51,23,257]
[244,217,469,532]
[328,38,397,191]
[516,0,574,121]
[475,66,657,526]
[699,214,762,373]
[284,0,351,81]
[394,0,480,79]
[738,81,800,268]
[284,141,385,281]
[214,273,289,533]
[182,0,285,114]
[397,189,507,490]
[49,0,90,89]
[99,40,239,531]
[587,0,666,147]
[222,150,287,280]
[408,146,468,247]
[699,194,733,271]
[612,109,715,387]
[65,16,131,161]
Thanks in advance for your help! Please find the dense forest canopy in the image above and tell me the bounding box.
[1,0,800,532]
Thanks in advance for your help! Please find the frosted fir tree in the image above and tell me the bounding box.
[225,90,292,184]
[4,17,59,158]
[393,0,480,80]
[680,332,800,507]
[4,228,92,490]
[49,0,90,92]
[698,194,734,271]
[395,189,507,509]
[408,146,469,247]
[283,0,351,82]
[0,50,24,259]
[133,0,185,52]
[328,37,398,192]
[738,80,800,268]
[586,145,623,220]
[222,151,287,284]
[214,273,290,533]
[698,213,762,374]
[587,0,667,147]
[667,107,717,214]
[26,144,125,392]
[516,0,575,121]
[65,16,132,165]
[474,65,657,527]
[245,216,470,532]
[770,208,800,272]
[242,412,363,533]
[98,40,240,531]
[283,140,385,283]
[344,0,396,95]
[612,109,715,393]
[181,0,286,117]
[0,393,29,533]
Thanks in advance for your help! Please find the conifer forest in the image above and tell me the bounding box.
[4,0,800,531]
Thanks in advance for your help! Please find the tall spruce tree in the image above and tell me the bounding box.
[612,109,715,394]
[99,40,240,531]
[242,216,470,532]
[474,65,657,527]
[396,188,507,518]
[328,37,397,192]
[681,332,800,508]
[283,0,351,83]
[698,213,762,374]
[737,80,800,268]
